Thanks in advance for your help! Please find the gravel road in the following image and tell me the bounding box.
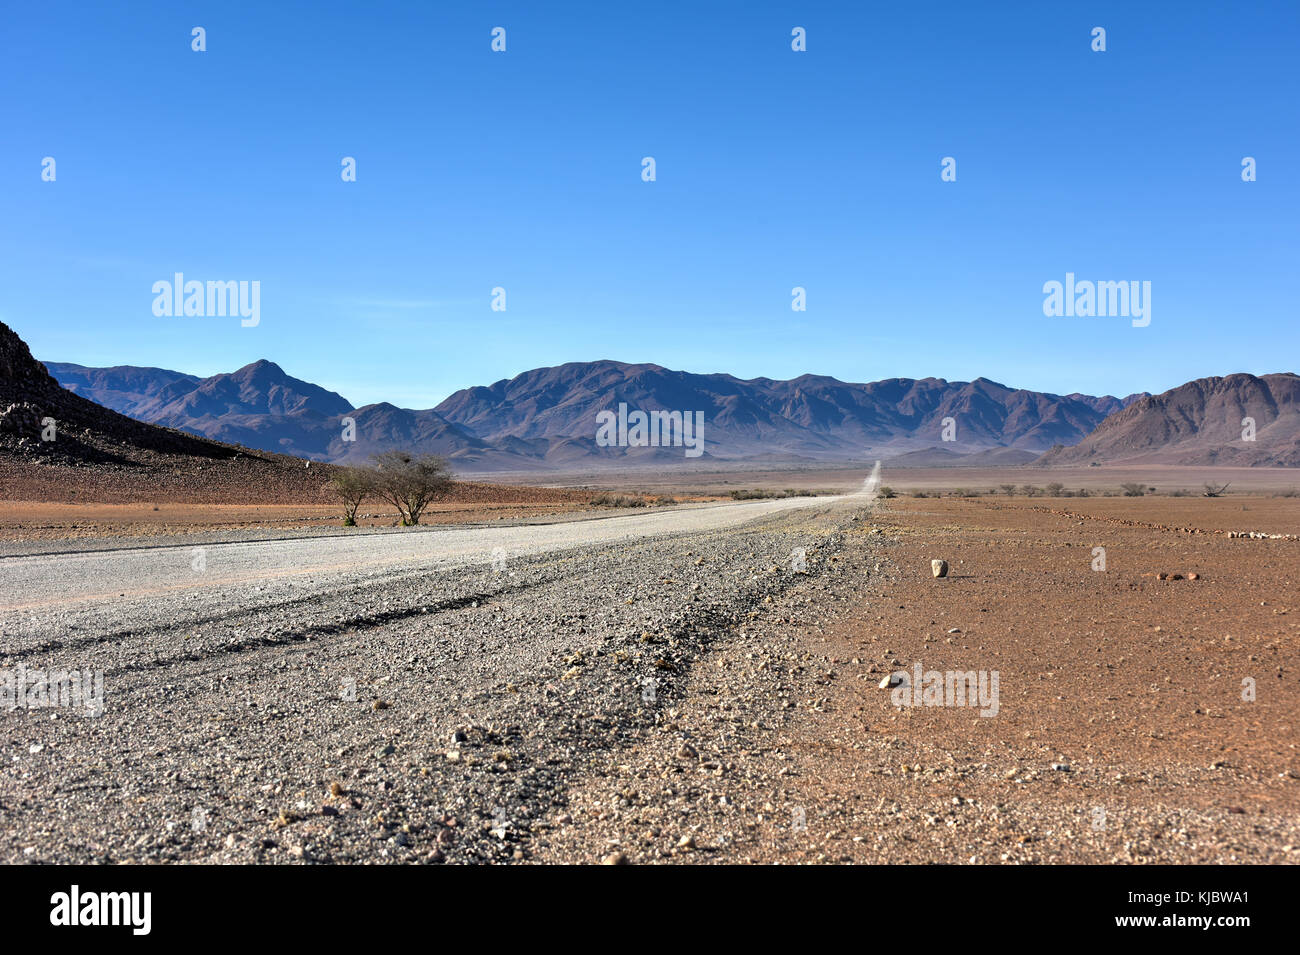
[0,493,869,863]
[0,496,838,638]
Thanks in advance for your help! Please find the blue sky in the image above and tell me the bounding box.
[2,1,1297,408]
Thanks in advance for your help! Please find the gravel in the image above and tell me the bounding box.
[0,494,866,863]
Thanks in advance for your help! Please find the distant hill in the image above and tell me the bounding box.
[2,321,330,504]
[430,361,1123,466]
[39,357,536,469]
[1064,392,1150,416]
[45,362,201,416]
[45,356,1130,470]
[1037,373,1300,467]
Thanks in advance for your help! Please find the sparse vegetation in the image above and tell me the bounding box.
[590,492,647,508]
[1000,484,1017,496]
[1120,482,1146,497]
[370,451,453,525]
[878,486,897,499]
[1045,482,1064,496]
[1020,484,1041,497]
[727,488,818,501]
[326,452,454,526]
[327,466,374,526]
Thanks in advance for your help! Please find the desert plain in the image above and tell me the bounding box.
[0,461,1295,864]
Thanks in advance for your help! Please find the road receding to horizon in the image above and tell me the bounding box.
[0,495,846,636]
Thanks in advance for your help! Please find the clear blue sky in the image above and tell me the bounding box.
[3,1,1296,408]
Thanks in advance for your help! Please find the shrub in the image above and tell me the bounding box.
[370,451,453,525]
[878,486,897,499]
[590,492,646,508]
[1045,482,1064,496]
[728,488,817,501]
[1120,482,1146,497]
[328,466,374,526]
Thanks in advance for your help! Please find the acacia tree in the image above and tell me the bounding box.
[370,451,453,525]
[328,466,373,526]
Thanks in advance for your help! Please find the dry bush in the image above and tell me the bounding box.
[370,451,453,525]
[327,466,373,526]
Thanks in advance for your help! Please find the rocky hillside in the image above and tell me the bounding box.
[2,321,332,502]
[1037,373,1300,467]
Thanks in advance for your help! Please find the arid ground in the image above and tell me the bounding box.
[1,480,1294,864]
[535,494,1298,863]
[495,464,1300,497]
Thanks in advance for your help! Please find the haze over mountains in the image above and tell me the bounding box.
[44,356,1158,471]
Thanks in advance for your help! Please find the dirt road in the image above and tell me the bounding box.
[1,493,1294,863]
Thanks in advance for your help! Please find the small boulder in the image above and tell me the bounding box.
[931,559,949,578]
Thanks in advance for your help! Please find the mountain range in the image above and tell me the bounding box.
[44,357,1155,471]
[31,343,1300,471]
